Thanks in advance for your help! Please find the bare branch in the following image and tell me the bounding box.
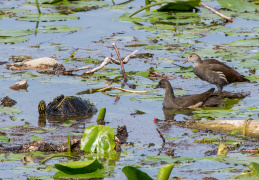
[83,57,113,74]
[83,49,138,75]
[201,3,233,22]
[97,86,147,93]
[65,66,91,73]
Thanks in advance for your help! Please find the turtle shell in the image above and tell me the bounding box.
[46,94,97,116]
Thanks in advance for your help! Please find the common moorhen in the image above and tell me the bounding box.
[184,53,250,92]
[155,79,220,109]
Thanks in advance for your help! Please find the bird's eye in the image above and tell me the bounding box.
[190,55,192,57]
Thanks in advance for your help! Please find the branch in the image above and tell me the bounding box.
[83,57,113,74]
[83,50,138,75]
[113,43,128,82]
[65,66,91,73]
[97,87,147,93]
[200,3,233,22]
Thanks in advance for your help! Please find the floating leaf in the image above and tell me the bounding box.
[166,136,179,140]
[230,38,259,47]
[80,125,115,153]
[122,166,152,180]
[0,8,31,14]
[0,136,10,142]
[30,136,44,142]
[53,169,106,179]
[35,25,82,33]
[55,159,104,174]
[0,36,29,43]
[0,107,22,114]
[217,0,259,12]
[16,14,79,22]
[0,30,33,37]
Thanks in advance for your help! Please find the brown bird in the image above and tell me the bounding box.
[184,53,250,92]
[155,79,221,109]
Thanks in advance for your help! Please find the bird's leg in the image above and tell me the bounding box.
[216,84,223,93]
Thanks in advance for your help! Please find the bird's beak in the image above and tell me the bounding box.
[183,59,188,64]
[154,84,159,89]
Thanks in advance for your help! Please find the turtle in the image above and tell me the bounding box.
[38,94,97,118]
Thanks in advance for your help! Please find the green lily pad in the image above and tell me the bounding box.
[36,25,82,33]
[54,168,106,179]
[0,136,10,142]
[55,159,104,174]
[30,136,44,142]
[238,12,259,21]
[80,125,115,153]
[0,8,31,14]
[233,162,259,179]
[16,14,79,22]
[0,107,22,114]
[230,38,259,47]
[26,0,52,3]
[0,36,29,43]
[239,61,259,69]
[217,0,259,12]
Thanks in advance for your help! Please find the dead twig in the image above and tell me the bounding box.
[97,87,147,93]
[200,3,233,22]
[156,128,165,148]
[65,66,91,73]
[83,50,138,75]
[113,43,128,83]
[149,71,175,80]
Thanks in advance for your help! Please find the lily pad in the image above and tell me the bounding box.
[36,25,82,33]
[0,36,29,44]
[16,14,79,22]
[0,8,30,14]
[54,169,106,179]
[55,159,104,174]
[217,0,259,12]
[30,136,44,142]
[0,30,33,37]
[230,38,259,47]
[0,136,10,142]
[0,107,22,114]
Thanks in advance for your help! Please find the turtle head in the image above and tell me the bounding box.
[38,100,46,116]
[184,53,201,64]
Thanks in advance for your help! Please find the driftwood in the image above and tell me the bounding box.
[201,3,233,22]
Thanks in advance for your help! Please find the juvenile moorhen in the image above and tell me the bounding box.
[155,79,220,109]
[184,53,250,92]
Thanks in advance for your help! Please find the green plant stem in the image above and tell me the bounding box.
[97,108,106,121]
[35,0,41,14]
[145,0,151,11]
[129,1,176,17]
[40,154,76,164]
[67,134,71,153]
